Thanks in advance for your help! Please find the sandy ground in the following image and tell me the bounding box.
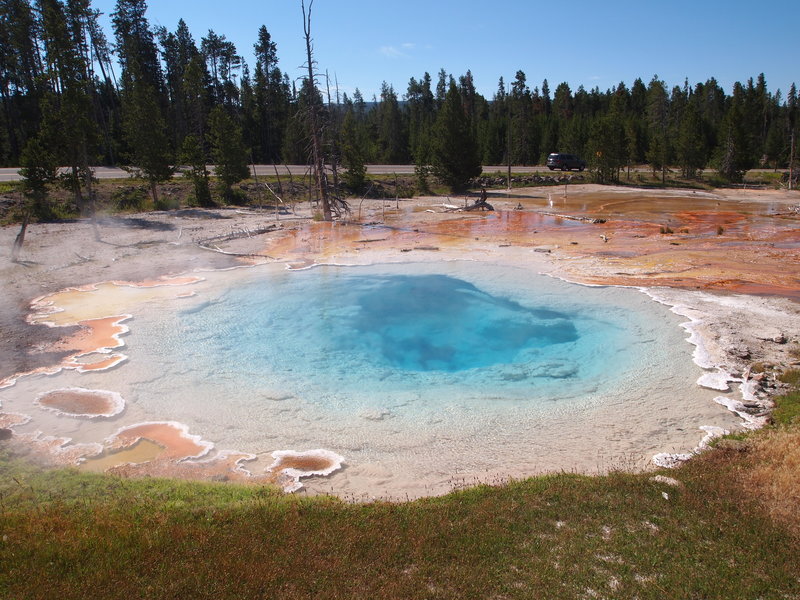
[1,184,799,497]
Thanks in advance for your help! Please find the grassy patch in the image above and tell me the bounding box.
[1,444,799,599]
[773,370,800,426]
[779,368,800,387]
[741,426,800,539]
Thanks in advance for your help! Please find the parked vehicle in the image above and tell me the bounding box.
[546,153,586,171]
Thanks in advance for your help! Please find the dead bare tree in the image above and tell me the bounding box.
[10,207,31,262]
[300,0,331,220]
[300,0,348,220]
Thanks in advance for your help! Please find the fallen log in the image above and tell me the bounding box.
[540,211,605,224]
[464,199,494,211]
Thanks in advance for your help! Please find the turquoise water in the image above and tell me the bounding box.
[129,261,656,424]
[350,274,578,371]
[193,271,583,376]
[3,259,725,497]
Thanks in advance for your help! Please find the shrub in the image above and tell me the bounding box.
[112,186,149,211]
[154,194,180,211]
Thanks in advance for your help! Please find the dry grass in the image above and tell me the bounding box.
[2,444,800,600]
[740,369,800,539]
[743,428,800,538]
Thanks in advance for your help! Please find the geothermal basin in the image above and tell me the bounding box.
[1,258,742,499]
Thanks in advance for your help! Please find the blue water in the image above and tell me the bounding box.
[42,259,717,496]
[345,273,577,371]
[141,261,651,418]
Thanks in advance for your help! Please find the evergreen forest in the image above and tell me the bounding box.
[1,0,798,201]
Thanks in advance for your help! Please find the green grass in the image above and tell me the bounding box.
[773,389,800,426]
[1,442,798,600]
[773,369,800,425]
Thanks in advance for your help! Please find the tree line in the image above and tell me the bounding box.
[2,0,798,213]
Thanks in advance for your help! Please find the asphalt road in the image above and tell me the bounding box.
[2,165,786,184]
[0,164,550,182]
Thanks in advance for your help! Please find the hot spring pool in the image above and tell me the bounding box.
[3,260,737,498]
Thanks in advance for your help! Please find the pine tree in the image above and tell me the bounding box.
[179,133,212,206]
[340,108,366,192]
[787,83,798,188]
[375,82,406,163]
[480,77,507,165]
[406,72,435,167]
[12,135,58,260]
[645,76,670,182]
[0,0,43,163]
[715,89,750,182]
[208,105,250,203]
[509,71,533,164]
[281,80,312,165]
[587,113,625,183]
[182,54,208,139]
[430,81,481,191]
[675,99,707,178]
[121,67,174,203]
[38,0,98,215]
[113,0,173,204]
[763,118,785,170]
[252,24,287,162]
[156,18,200,149]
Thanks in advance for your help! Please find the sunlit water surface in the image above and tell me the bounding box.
[7,260,734,498]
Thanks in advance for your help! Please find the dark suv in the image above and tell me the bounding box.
[546,153,586,171]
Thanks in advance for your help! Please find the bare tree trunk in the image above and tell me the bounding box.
[250,154,264,212]
[326,71,342,204]
[11,208,31,262]
[71,165,85,213]
[301,0,331,221]
[150,180,160,206]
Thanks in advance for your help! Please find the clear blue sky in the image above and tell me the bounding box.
[90,0,799,101]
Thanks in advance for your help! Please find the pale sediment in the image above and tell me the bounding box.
[640,286,799,467]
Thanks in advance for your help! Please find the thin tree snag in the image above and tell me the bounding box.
[11,208,31,262]
[301,0,330,221]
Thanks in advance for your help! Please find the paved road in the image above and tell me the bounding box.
[0,164,550,182]
[2,164,785,183]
